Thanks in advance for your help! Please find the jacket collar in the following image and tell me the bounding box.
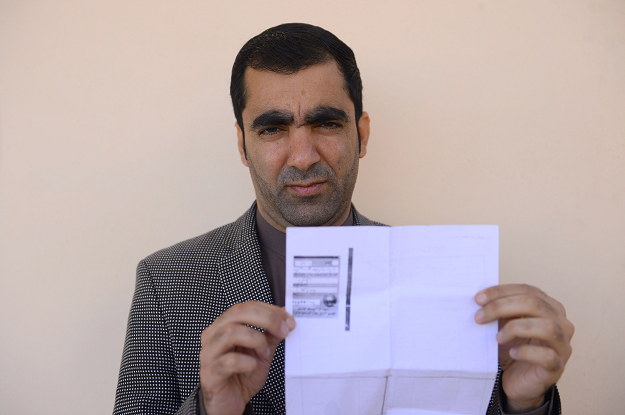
[218,202,274,308]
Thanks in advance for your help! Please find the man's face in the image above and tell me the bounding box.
[236,61,370,231]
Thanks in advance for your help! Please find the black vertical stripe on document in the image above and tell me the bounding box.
[345,248,353,331]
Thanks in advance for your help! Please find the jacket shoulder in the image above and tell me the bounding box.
[140,205,255,273]
[143,222,234,267]
[352,204,388,227]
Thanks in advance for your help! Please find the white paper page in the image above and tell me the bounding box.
[285,226,392,376]
[383,370,495,415]
[285,226,392,415]
[389,225,499,372]
[387,410,469,415]
[385,225,499,415]
[285,225,499,415]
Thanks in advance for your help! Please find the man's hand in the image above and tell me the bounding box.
[474,284,574,413]
[199,301,296,415]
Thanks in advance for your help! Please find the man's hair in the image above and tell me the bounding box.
[230,23,363,156]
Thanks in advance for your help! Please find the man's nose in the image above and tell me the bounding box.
[287,127,321,171]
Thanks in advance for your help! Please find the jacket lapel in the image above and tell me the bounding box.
[217,203,285,414]
[218,203,274,307]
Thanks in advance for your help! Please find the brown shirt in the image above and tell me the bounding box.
[255,208,354,308]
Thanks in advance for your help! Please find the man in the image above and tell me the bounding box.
[114,23,573,415]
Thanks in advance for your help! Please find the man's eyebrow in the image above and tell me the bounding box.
[251,110,294,130]
[305,106,349,125]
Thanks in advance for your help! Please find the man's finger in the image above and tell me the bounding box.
[203,352,259,385]
[510,344,563,373]
[476,284,548,305]
[475,294,557,324]
[263,330,284,352]
[202,301,296,342]
[476,284,568,318]
[496,318,573,358]
[201,323,270,362]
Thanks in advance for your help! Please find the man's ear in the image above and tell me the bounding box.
[357,111,370,158]
[236,122,249,167]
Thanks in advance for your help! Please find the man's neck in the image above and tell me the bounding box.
[255,205,355,257]
[256,202,353,233]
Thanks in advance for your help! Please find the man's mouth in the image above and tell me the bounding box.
[287,181,325,196]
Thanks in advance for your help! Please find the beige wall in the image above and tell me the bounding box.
[0,1,623,414]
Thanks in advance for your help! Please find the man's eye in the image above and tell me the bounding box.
[318,122,341,130]
[259,127,281,136]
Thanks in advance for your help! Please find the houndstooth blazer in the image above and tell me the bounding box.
[113,202,560,415]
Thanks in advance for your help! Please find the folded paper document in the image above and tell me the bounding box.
[285,225,499,415]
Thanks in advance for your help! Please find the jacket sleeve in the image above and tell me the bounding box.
[113,260,197,415]
[486,367,562,415]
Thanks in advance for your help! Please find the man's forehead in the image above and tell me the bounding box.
[241,62,353,120]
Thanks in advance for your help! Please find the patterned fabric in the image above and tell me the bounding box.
[113,202,560,415]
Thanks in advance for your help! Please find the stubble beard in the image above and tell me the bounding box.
[248,153,359,228]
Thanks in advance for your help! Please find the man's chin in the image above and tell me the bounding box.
[277,202,347,227]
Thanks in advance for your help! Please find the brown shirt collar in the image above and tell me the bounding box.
[255,208,354,306]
